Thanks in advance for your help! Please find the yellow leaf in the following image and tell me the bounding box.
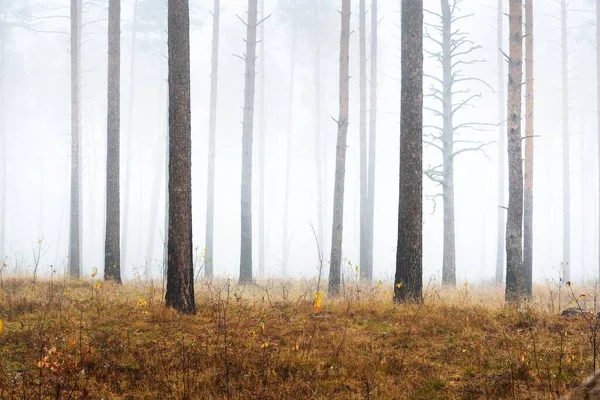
[314,291,323,314]
[137,299,147,307]
[261,342,269,349]
[95,281,101,289]
[396,282,403,289]
[0,320,4,337]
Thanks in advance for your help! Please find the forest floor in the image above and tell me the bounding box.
[0,275,598,399]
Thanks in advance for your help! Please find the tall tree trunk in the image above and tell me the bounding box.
[561,0,570,282]
[523,0,533,298]
[165,0,195,315]
[328,0,351,297]
[395,0,423,303]
[239,0,258,284]
[505,0,524,304]
[314,7,325,261]
[441,0,456,287]
[205,0,220,279]
[69,0,82,279]
[0,35,6,267]
[366,0,377,281]
[282,6,296,277]
[597,0,600,280]
[495,0,506,286]
[258,0,266,279]
[145,135,163,271]
[105,0,121,283]
[359,0,368,280]
[122,0,138,273]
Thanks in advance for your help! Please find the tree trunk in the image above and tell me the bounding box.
[561,0,570,282]
[314,6,325,262]
[239,0,258,284]
[165,0,195,315]
[359,0,368,280]
[366,0,377,282]
[440,0,456,287]
[505,0,524,304]
[145,135,163,272]
[258,0,266,279]
[394,0,423,304]
[69,0,82,279]
[205,0,220,279]
[328,0,351,297]
[495,0,506,286]
[523,0,533,298]
[105,0,121,283]
[597,0,600,280]
[282,6,296,277]
[0,34,6,267]
[122,0,138,274]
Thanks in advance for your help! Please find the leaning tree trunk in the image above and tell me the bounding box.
[359,0,368,280]
[205,0,220,279]
[495,0,506,286]
[122,0,138,274]
[105,0,121,283]
[328,0,351,297]
[561,0,571,282]
[165,0,195,315]
[394,0,423,304]
[239,0,258,284]
[523,0,534,298]
[505,0,524,304]
[69,0,82,279]
[441,0,456,287]
[258,0,266,279]
[366,0,377,282]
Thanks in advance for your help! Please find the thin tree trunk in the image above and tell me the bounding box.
[282,7,296,277]
[523,0,533,298]
[165,0,195,314]
[561,0,570,283]
[359,0,368,280]
[122,0,138,273]
[205,0,220,279]
[495,0,506,286]
[366,0,377,282]
[314,7,325,261]
[0,35,6,267]
[394,0,423,304]
[258,0,266,279]
[145,137,163,272]
[105,0,121,283]
[239,0,258,284]
[69,0,82,279]
[328,0,351,297]
[597,0,600,280]
[505,0,524,304]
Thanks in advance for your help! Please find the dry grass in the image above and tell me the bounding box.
[0,276,597,399]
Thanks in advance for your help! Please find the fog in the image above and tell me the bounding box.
[1,0,598,284]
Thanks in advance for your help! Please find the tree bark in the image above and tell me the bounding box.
[395,0,423,304]
[495,0,506,286]
[105,0,121,283]
[523,0,533,298]
[561,0,571,282]
[239,0,258,284]
[359,0,368,280]
[165,0,195,314]
[366,0,377,282]
[205,0,220,279]
[258,0,266,279]
[122,0,138,274]
[69,0,82,279]
[328,0,351,297]
[282,5,296,277]
[505,0,524,304]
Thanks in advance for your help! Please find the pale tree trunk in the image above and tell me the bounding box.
[122,0,138,273]
[505,0,524,304]
[258,0,266,279]
[105,0,121,283]
[328,0,351,297]
[240,0,258,284]
[359,0,368,280]
[69,0,82,279]
[597,0,600,280]
[523,0,533,298]
[205,0,220,279]
[282,6,296,277]
[366,0,377,281]
[441,0,456,286]
[561,0,570,282]
[395,0,423,303]
[145,134,163,271]
[313,7,325,261]
[0,34,6,267]
[495,0,506,286]
[165,0,195,314]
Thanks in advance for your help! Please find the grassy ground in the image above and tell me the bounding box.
[0,276,598,399]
